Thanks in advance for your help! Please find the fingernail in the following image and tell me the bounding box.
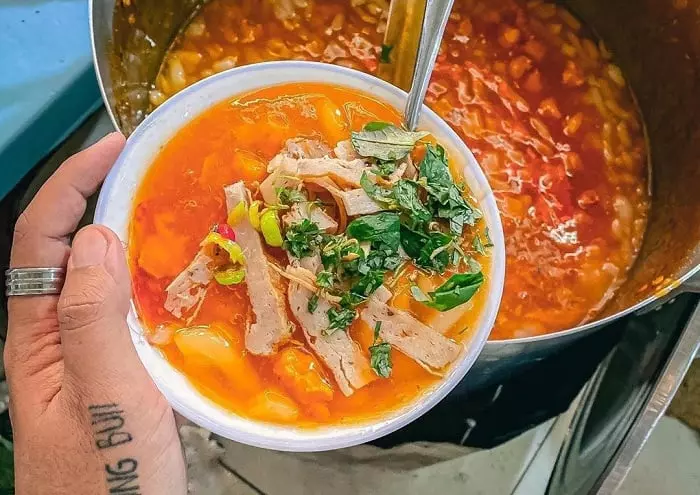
[70,227,109,268]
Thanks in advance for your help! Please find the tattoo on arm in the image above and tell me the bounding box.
[90,405,141,494]
[89,403,132,449]
[105,458,140,494]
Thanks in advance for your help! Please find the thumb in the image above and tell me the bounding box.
[57,225,140,386]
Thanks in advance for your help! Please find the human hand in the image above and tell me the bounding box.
[5,133,186,494]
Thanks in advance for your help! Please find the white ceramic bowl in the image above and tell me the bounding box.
[94,61,505,452]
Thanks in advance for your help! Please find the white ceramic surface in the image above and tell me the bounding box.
[94,61,505,452]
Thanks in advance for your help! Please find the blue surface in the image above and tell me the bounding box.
[0,0,103,200]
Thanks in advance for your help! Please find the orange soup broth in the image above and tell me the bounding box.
[130,82,492,426]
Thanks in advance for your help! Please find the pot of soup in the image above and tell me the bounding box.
[91,0,700,387]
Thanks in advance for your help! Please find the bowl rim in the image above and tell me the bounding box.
[95,60,505,452]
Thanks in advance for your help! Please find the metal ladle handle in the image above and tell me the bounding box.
[403,0,455,130]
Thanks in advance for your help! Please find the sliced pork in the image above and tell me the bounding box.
[164,251,214,320]
[339,188,386,216]
[260,138,332,204]
[282,207,374,396]
[284,137,332,160]
[224,181,292,355]
[282,202,338,233]
[287,262,375,396]
[361,291,461,372]
[333,139,360,161]
[268,154,369,188]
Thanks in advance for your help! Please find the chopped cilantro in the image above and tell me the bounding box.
[393,179,431,226]
[484,227,494,247]
[316,270,335,290]
[400,225,453,273]
[373,321,382,340]
[372,160,397,177]
[360,172,397,208]
[472,234,486,255]
[325,306,356,335]
[369,320,392,378]
[283,219,324,259]
[350,270,385,299]
[276,187,306,206]
[419,144,482,235]
[307,294,319,313]
[370,342,392,378]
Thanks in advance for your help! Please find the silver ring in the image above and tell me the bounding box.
[5,268,66,296]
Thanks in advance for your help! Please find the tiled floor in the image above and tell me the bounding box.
[181,367,700,495]
[181,412,699,495]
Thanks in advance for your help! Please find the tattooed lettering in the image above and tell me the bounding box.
[105,458,140,494]
[89,404,132,450]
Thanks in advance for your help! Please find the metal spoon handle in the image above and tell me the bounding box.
[403,0,455,130]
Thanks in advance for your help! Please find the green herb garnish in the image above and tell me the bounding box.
[369,321,392,378]
[351,125,430,161]
[421,272,484,312]
[372,160,397,177]
[360,172,397,208]
[393,179,432,226]
[307,294,319,313]
[284,219,324,259]
[419,144,482,235]
[364,121,393,132]
[400,225,453,273]
[484,227,494,247]
[276,186,306,206]
[472,234,486,255]
[325,306,357,335]
[346,212,401,251]
[316,270,335,290]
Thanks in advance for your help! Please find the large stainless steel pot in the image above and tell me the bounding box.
[90,0,700,387]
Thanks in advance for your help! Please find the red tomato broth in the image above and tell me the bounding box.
[152,0,650,342]
[429,0,649,339]
[130,82,493,426]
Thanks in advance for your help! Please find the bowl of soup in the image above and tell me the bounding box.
[95,61,505,451]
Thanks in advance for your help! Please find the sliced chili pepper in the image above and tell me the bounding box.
[201,232,245,264]
[249,200,262,230]
[260,210,283,247]
[214,268,246,285]
[214,223,236,241]
[228,201,247,226]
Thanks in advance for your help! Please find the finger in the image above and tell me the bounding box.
[57,225,150,389]
[7,133,125,335]
[11,132,125,268]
